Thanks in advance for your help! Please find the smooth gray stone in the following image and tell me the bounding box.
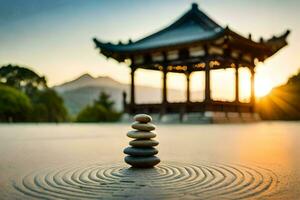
[129,139,159,147]
[131,122,156,131]
[133,114,152,123]
[124,156,160,168]
[127,130,156,139]
[123,147,158,156]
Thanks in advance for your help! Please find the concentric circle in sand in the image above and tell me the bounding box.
[13,162,278,199]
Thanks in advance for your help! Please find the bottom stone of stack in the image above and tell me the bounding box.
[124,156,160,168]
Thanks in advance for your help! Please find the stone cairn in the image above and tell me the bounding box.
[124,114,160,168]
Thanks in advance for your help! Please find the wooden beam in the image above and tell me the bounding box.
[135,54,253,73]
[186,72,191,102]
[162,66,168,103]
[122,91,127,111]
[250,67,255,106]
[204,45,211,102]
[130,66,136,105]
[235,65,239,102]
[204,62,211,102]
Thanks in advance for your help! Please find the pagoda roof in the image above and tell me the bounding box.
[93,3,290,64]
[96,4,224,52]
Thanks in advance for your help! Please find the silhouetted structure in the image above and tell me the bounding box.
[94,3,289,116]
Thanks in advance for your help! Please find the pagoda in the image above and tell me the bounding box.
[93,3,289,117]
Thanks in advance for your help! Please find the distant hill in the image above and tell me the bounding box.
[53,74,193,116]
[53,73,123,93]
[257,71,300,120]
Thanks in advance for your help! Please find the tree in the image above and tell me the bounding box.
[257,70,300,120]
[0,64,47,97]
[287,70,300,85]
[0,84,32,122]
[0,64,68,122]
[76,105,109,122]
[31,89,68,122]
[76,92,121,122]
[95,92,114,110]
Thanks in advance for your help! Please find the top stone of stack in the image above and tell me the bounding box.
[133,114,152,123]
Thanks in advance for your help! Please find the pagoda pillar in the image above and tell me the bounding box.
[235,65,239,102]
[250,67,255,105]
[162,66,168,103]
[122,91,127,111]
[204,62,211,102]
[130,66,136,105]
[186,72,191,103]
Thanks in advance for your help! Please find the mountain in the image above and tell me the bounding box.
[53,74,193,116]
[53,73,123,93]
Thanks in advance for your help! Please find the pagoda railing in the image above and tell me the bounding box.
[124,100,254,115]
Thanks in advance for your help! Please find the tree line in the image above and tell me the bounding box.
[257,70,300,120]
[0,65,121,122]
[1,64,299,122]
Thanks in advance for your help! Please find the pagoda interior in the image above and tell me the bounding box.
[94,3,289,116]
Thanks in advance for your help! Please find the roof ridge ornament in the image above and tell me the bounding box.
[260,37,264,43]
[248,34,252,40]
[192,3,199,10]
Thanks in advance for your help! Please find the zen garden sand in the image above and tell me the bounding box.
[0,116,299,199]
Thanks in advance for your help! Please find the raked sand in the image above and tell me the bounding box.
[0,122,299,199]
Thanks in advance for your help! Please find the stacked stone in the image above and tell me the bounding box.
[124,114,160,168]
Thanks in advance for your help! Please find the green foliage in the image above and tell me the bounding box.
[76,92,121,122]
[258,70,300,120]
[0,84,32,122]
[76,105,108,122]
[95,92,114,110]
[30,89,68,122]
[0,64,68,122]
[0,64,47,97]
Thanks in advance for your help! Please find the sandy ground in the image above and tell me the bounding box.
[0,122,299,199]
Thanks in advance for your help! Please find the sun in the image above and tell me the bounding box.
[255,79,273,98]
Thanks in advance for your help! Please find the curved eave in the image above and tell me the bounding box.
[93,39,124,62]
[227,29,269,50]
[94,29,290,63]
[227,28,290,58]
[264,30,290,56]
[93,30,226,60]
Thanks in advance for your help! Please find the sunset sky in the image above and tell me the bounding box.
[0,0,299,101]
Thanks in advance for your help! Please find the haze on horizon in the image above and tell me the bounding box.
[1,0,299,101]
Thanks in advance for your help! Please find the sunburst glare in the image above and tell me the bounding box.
[255,78,273,98]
